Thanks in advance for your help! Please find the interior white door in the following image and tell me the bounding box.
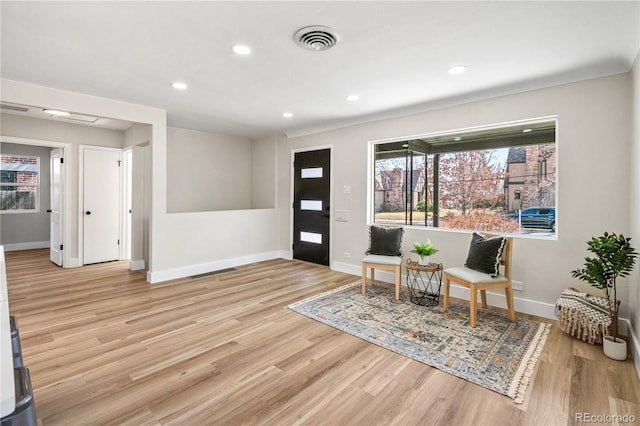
[83,148,121,264]
[49,148,63,266]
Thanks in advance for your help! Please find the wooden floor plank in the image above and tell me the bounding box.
[4,249,640,425]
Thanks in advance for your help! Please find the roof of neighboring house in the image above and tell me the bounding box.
[375,169,423,191]
[506,146,526,163]
[402,169,424,192]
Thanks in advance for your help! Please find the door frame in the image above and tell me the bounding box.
[78,145,123,265]
[49,147,64,266]
[122,148,132,261]
[289,145,333,267]
[0,135,72,267]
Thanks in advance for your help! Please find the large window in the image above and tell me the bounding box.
[372,119,557,236]
[0,154,40,212]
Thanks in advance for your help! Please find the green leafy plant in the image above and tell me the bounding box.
[571,232,638,339]
[415,200,434,213]
[412,239,439,260]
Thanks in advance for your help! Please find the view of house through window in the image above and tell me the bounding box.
[373,120,557,236]
[0,154,40,212]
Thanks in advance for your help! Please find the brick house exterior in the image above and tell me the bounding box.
[504,144,556,212]
[375,167,425,212]
[1,154,39,210]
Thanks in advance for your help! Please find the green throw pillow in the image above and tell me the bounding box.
[366,226,404,256]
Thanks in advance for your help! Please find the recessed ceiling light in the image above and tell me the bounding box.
[282,112,293,118]
[43,109,71,117]
[232,44,252,55]
[172,82,188,90]
[454,136,462,141]
[448,65,467,75]
[346,94,360,101]
[522,128,532,133]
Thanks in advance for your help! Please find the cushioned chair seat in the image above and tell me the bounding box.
[363,254,402,266]
[443,267,506,284]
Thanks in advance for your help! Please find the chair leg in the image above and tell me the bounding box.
[505,286,516,321]
[362,264,367,296]
[371,268,375,284]
[395,265,400,301]
[470,285,477,328]
[480,289,488,308]
[443,276,450,312]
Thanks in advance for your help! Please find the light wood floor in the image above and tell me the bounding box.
[4,249,640,426]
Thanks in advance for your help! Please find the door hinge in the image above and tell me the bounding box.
[117,160,122,167]
[60,244,63,250]
[117,239,120,245]
[60,158,64,164]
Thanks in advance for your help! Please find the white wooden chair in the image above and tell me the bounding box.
[443,233,515,328]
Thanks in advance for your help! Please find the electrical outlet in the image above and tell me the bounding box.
[512,280,524,291]
[343,252,351,259]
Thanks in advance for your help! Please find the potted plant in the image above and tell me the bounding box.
[571,232,638,360]
[412,239,439,266]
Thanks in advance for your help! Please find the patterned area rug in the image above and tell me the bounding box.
[289,281,551,403]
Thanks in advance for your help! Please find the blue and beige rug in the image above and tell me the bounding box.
[289,281,551,403]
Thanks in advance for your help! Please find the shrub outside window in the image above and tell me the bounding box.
[372,120,557,236]
[1,154,40,212]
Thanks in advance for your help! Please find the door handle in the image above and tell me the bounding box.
[46,209,52,213]
[85,211,92,215]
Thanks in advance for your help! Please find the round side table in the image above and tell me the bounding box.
[405,260,444,307]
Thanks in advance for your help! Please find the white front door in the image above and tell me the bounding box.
[49,148,63,266]
[83,148,121,264]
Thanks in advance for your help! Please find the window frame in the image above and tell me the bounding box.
[0,153,41,214]
[368,117,558,239]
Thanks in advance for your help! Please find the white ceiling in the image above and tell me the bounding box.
[1,1,639,139]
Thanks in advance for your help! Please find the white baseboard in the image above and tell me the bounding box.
[129,259,145,271]
[331,260,557,320]
[279,250,293,260]
[623,319,640,379]
[331,260,361,276]
[2,241,49,251]
[147,251,282,284]
[66,257,81,268]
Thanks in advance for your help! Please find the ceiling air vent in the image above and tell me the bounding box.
[0,103,29,113]
[294,25,340,51]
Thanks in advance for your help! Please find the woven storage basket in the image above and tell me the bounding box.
[555,288,613,345]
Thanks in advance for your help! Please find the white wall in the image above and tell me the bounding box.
[278,73,632,317]
[167,127,252,212]
[124,124,152,270]
[0,113,124,262]
[0,143,52,248]
[251,133,281,209]
[629,52,640,359]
